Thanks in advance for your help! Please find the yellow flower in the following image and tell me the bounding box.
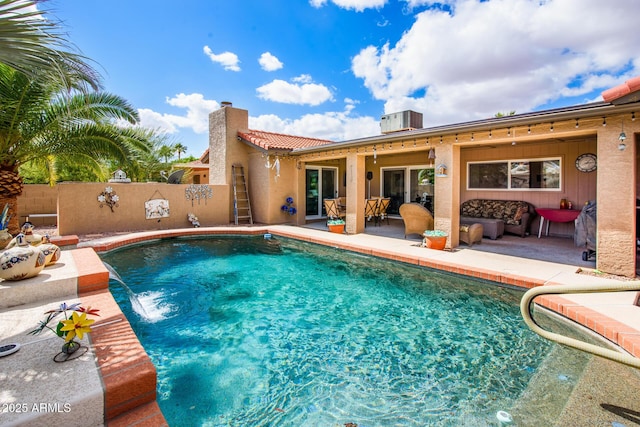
[59,311,95,342]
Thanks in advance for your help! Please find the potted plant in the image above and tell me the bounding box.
[423,229,448,250]
[327,218,345,234]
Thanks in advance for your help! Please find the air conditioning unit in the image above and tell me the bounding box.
[380,110,423,134]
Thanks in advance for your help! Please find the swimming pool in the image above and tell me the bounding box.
[101,235,580,426]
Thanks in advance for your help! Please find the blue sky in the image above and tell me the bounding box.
[46,0,640,158]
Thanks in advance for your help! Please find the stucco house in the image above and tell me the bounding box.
[207,77,640,277]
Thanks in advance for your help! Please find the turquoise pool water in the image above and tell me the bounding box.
[102,235,556,426]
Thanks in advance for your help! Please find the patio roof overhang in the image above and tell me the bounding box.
[292,101,639,156]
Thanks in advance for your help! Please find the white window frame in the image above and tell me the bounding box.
[467,157,562,191]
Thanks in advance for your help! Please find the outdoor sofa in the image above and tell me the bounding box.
[460,199,535,239]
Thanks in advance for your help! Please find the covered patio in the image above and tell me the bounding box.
[304,216,602,270]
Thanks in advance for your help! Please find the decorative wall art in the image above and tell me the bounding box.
[97,186,119,212]
[145,190,170,220]
[185,185,213,206]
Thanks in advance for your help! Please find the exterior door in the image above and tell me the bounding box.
[383,169,405,215]
[305,167,338,218]
[409,167,434,212]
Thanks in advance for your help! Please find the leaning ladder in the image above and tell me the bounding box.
[232,164,253,225]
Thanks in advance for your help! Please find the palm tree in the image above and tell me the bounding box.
[0,0,100,89]
[0,63,149,233]
[174,143,187,160]
[158,145,175,165]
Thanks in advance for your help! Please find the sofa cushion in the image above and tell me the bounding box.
[504,201,529,225]
[461,199,531,225]
[484,200,506,220]
[461,199,483,217]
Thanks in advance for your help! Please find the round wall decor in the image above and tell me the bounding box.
[575,153,597,172]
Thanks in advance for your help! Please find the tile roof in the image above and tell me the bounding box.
[601,76,640,104]
[238,129,334,151]
[174,149,209,168]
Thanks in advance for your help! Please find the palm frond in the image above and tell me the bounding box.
[0,0,101,90]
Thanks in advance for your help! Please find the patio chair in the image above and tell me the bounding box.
[399,203,434,238]
[364,199,378,227]
[324,199,346,222]
[376,198,391,225]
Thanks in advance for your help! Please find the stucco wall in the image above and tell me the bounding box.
[17,184,59,227]
[55,182,229,235]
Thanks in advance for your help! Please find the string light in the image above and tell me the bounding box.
[575,119,579,128]
[550,122,554,132]
[527,125,531,134]
[602,117,606,127]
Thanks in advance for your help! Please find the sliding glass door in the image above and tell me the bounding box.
[382,165,434,215]
[305,167,338,218]
[382,169,405,215]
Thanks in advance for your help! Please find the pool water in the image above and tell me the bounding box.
[102,236,557,426]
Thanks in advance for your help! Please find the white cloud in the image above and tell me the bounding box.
[351,0,640,126]
[203,45,240,72]
[256,75,334,106]
[292,74,313,84]
[139,93,219,135]
[259,52,284,71]
[250,102,379,141]
[310,0,387,12]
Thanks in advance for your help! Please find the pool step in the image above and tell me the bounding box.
[0,248,167,425]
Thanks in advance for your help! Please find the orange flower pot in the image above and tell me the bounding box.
[328,224,345,234]
[424,235,447,250]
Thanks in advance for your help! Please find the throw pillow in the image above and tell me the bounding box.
[460,225,469,232]
[513,206,526,222]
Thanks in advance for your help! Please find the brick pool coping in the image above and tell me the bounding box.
[60,225,640,424]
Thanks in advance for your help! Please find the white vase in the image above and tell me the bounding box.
[0,234,46,281]
[38,243,61,266]
[0,229,11,250]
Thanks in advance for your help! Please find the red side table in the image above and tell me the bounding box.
[536,208,581,238]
